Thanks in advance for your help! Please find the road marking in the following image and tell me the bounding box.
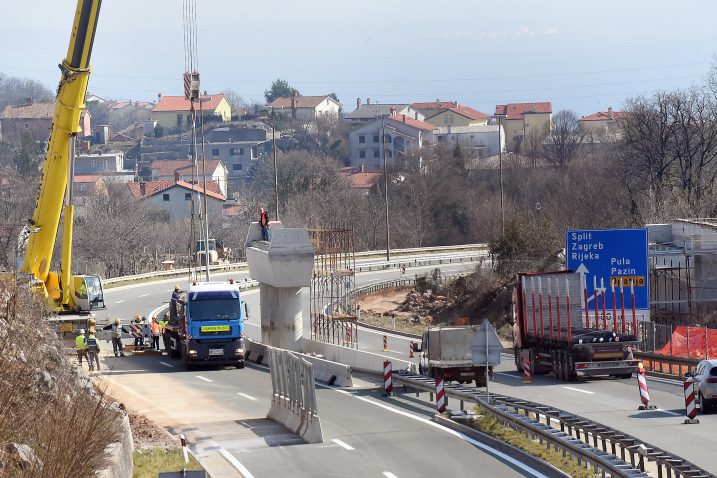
[218,448,255,478]
[138,293,149,298]
[561,386,595,395]
[656,408,682,417]
[159,362,174,368]
[331,438,354,451]
[115,299,125,304]
[496,372,522,380]
[320,384,550,478]
[383,473,398,478]
[238,392,257,401]
[195,375,213,383]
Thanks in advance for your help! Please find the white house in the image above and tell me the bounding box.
[268,94,341,121]
[127,180,225,222]
[348,114,435,171]
[150,159,228,197]
[434,124,505,159]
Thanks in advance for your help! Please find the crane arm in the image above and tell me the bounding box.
[20,0,102,305]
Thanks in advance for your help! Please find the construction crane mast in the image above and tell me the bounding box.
[19,0,105,312]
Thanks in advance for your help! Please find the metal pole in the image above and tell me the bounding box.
[498,117,504,236]
[382,115,390,262]
[272,107,279,221]
[198,99,210,282]
[485,325,489,403]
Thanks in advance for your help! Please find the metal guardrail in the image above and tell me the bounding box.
[634,351,700,380]
[267,346,323,443]
[390,371,713,478]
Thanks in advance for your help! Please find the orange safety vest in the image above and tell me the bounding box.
[151,322,160,335]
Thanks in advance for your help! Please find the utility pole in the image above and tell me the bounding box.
[498,116,505,236]
[382,115,391,262]
[272,107,279,221]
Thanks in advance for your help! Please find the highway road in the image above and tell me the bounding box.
[98,255,551,477]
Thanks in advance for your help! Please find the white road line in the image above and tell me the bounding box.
[219,448,255,478]
[115,299,125,304]
[656,408,682,417]
[331,438,354,451]
[561,386,595,395]
[238,392,257,401]
[320,384,551,478]
[383,473,398,478]
[195,375,213,383]
[159,362,174,368]
[138,293,149,298]
[496,372,522,380]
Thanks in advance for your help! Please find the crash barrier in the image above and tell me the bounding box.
[246,339,353,387]
[101,244,488,288]
[267,347,323,444]
[684,377,699,424]
[383,361,393,394]
[349,272,473,302]
[390,371,713,478]
[301,337,415,375]
[633,351,700,379]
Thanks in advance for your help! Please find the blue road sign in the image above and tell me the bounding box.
[566,228,648,310]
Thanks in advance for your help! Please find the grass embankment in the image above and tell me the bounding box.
[469,407,593,478]
[133,449,203,478]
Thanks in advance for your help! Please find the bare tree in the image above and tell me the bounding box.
[543,110,583,168]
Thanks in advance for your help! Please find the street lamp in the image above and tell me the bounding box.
[382,115,390,262]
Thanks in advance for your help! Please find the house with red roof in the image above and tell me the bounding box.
[340,166,382,195]
[127,179,225,222]
[0,98,91,143]
[493,102,552,152]
[348,114,435,171]
[423,104,489,128]
[578,107,626,138]
[150,159,228,196]
[268,92,340,121]
[152,93,231,130]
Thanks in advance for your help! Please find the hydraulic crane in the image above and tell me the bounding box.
[19,0,105,312]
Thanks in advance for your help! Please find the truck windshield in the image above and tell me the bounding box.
[188,291,241,321]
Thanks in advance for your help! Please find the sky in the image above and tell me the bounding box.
[2,0,717,116]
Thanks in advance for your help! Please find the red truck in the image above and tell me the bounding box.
[513,271,640,381]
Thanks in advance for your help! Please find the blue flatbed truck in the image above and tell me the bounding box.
[164,281,248,369]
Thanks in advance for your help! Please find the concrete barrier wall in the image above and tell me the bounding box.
[300,338,415,375]
[96,411,133,478]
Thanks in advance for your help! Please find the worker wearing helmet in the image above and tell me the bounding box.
[102,318,126,357]
[86,331,101,371]
[75,329,87,366]
[170,285,183,321]
[133,314,144,350]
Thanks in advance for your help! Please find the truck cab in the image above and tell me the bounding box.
[165,281,247,369]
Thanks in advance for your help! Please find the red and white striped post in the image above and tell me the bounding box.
[522,350,532,384]
[684,376,699,424]
[345,325,352,346]
[383,360,393,395]
[383,335,388,352]
[636,362,656,410]
[435,376,446,413]
[180,434,189,465]
[409,340,414,358]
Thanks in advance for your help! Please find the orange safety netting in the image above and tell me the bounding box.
[657,326,717,359]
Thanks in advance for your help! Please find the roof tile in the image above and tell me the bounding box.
[153,94,226,112]
[494,102,552,120]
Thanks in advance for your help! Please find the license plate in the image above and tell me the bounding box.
[201,325,230,333]
[209,349,224,356]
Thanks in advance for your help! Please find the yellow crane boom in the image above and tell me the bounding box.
[20,0,104,312]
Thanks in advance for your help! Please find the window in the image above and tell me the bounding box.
[251,146,257,159]
[437,135,444,142]
[359,150,366,159]
[358,135,366,144]
[78,184,87,192]
[388,150,393,158]
[23,123,29,129]
[385,134,392,143]
[185,193,191,200]
[240,147,245,155]
[162,193,170,201]
[230,148,240,156]
[373,150,380,158]
[373,135,380,143]
[212,148,220,156]
[232,163,243,171]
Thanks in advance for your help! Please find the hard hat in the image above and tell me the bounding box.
[79,329,85,335]
[175,285,180,290]
[135,314,141,320]
[114,318,121,324]
[637,362,644,369]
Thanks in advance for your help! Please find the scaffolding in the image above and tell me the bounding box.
[309,227,358,347]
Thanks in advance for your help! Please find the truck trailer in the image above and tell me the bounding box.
[164,281,247,370]
[513,271,640,381]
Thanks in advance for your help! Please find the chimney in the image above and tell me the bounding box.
[608,107,613,117]
[158,93,162,101]
[174,171,180,182]
[139,182,146,196]
[366,98,371,105]
[414,112,418,120]
[360,163,365,173]
[402,114,406,123]
[356,97,362,109]
[25,97,33,106]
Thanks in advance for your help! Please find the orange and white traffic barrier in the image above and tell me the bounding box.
[684,376,699,424]
[409,340,414,358]
[383,360,393,395]
[383,335,388,352]
[522,351,532,384]
[345,326,352,346]
[636,362,656,410]
[435,376,446,413]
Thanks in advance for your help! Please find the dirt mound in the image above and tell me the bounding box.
[128,411,178,451]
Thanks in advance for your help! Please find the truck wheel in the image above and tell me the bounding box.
[558,351,566,381]
[566,354,577,382]
[552,351,560,380]
[235,360,245,369]
[182,347,193,370]
[475,370,487,387]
